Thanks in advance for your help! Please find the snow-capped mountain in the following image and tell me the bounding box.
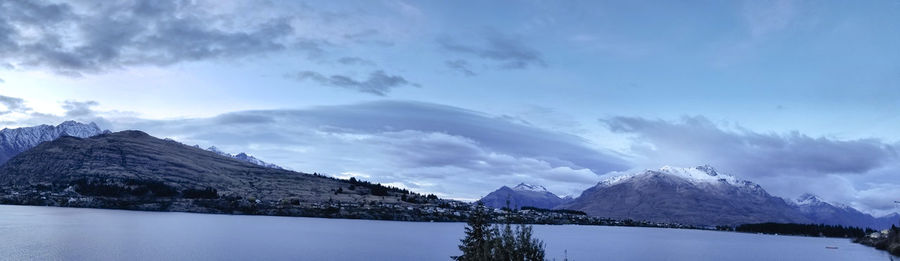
[512,183,550,193]
[794,193,899,229]
[0,121,108,165]
[206,146,283,169]
[479,183,570,209]
[557,165,810,226]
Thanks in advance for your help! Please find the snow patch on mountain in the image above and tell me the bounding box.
[599,165,745,188]
[161,140,284,170]
[206,146,283,169]
[512,183,549,193]
[0,121,108,164]
[480,182,569,209]
[795,193,825,205]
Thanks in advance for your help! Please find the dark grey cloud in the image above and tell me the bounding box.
[0,0,309,75]
[438,30,546,69]
[62,100,99,117]
[0,95,28,115]
[343,29,379,42]
[445,59,476,76]
[337,57,376,66]
[291,70,420,96]
[604,116,897,176]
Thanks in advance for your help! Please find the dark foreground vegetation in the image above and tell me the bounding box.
[733,222,874,238]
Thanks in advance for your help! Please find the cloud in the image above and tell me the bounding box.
[343,29,379,40]
[90,101,629,199]
[337,57,375,66]
[603,116,897,177]
[602,115,900,215]
[0,95,28,115]
[291,70,420,96]
[0,0,324,75]
[438,30,546,69]
[445,59,476,76]
[3,96,896,213]
[62,100,99,117]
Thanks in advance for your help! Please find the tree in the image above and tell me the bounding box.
[453,203,546,261]
[455,204,494,261]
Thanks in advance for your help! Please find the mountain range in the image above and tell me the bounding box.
[1,121,896,228]
[482,165,899,229]
[0,130,456,219]
[479,183,571,209]
[0,121,282,169]
[206,146,283,169]
[793,193,899,230]
[0,121,108,164]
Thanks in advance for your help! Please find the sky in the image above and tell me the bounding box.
[0,0,899,215]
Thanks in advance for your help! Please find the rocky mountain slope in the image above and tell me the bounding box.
[0,121,107,164]
[557,165,811,226]
[0,120,282,170]
[479,183,570,209]
[0,130,465,220]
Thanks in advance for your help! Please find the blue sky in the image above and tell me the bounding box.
[0,0,898,215]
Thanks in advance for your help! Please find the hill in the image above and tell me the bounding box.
[0,130,466,221]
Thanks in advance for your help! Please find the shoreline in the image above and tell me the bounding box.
[853,228,900,257]
[0,202,879,242]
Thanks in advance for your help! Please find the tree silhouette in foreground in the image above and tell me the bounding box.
[453,204,545,261]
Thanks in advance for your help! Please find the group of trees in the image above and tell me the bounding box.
[735,222,873,238]
[312,174,440,201]
[182,187,219,199]
[68,178,216,199]
[400,193,440,204]
[346,177,406,197]
[454,204,546,261]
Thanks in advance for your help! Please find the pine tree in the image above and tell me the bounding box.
[454,203,546,261]
[454,204,493,261]
[517,224,545,261]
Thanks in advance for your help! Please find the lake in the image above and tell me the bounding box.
[0,205,892,260]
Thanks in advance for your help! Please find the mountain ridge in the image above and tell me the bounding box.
[555,165,898,228]
[792,193,899,229]
[0,121,108,165]
[479,183,570,209]
[557,165,812,226]
[206,146,284,169]
[0,130,469,221]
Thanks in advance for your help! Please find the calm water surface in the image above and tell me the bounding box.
[0,205,892,260]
